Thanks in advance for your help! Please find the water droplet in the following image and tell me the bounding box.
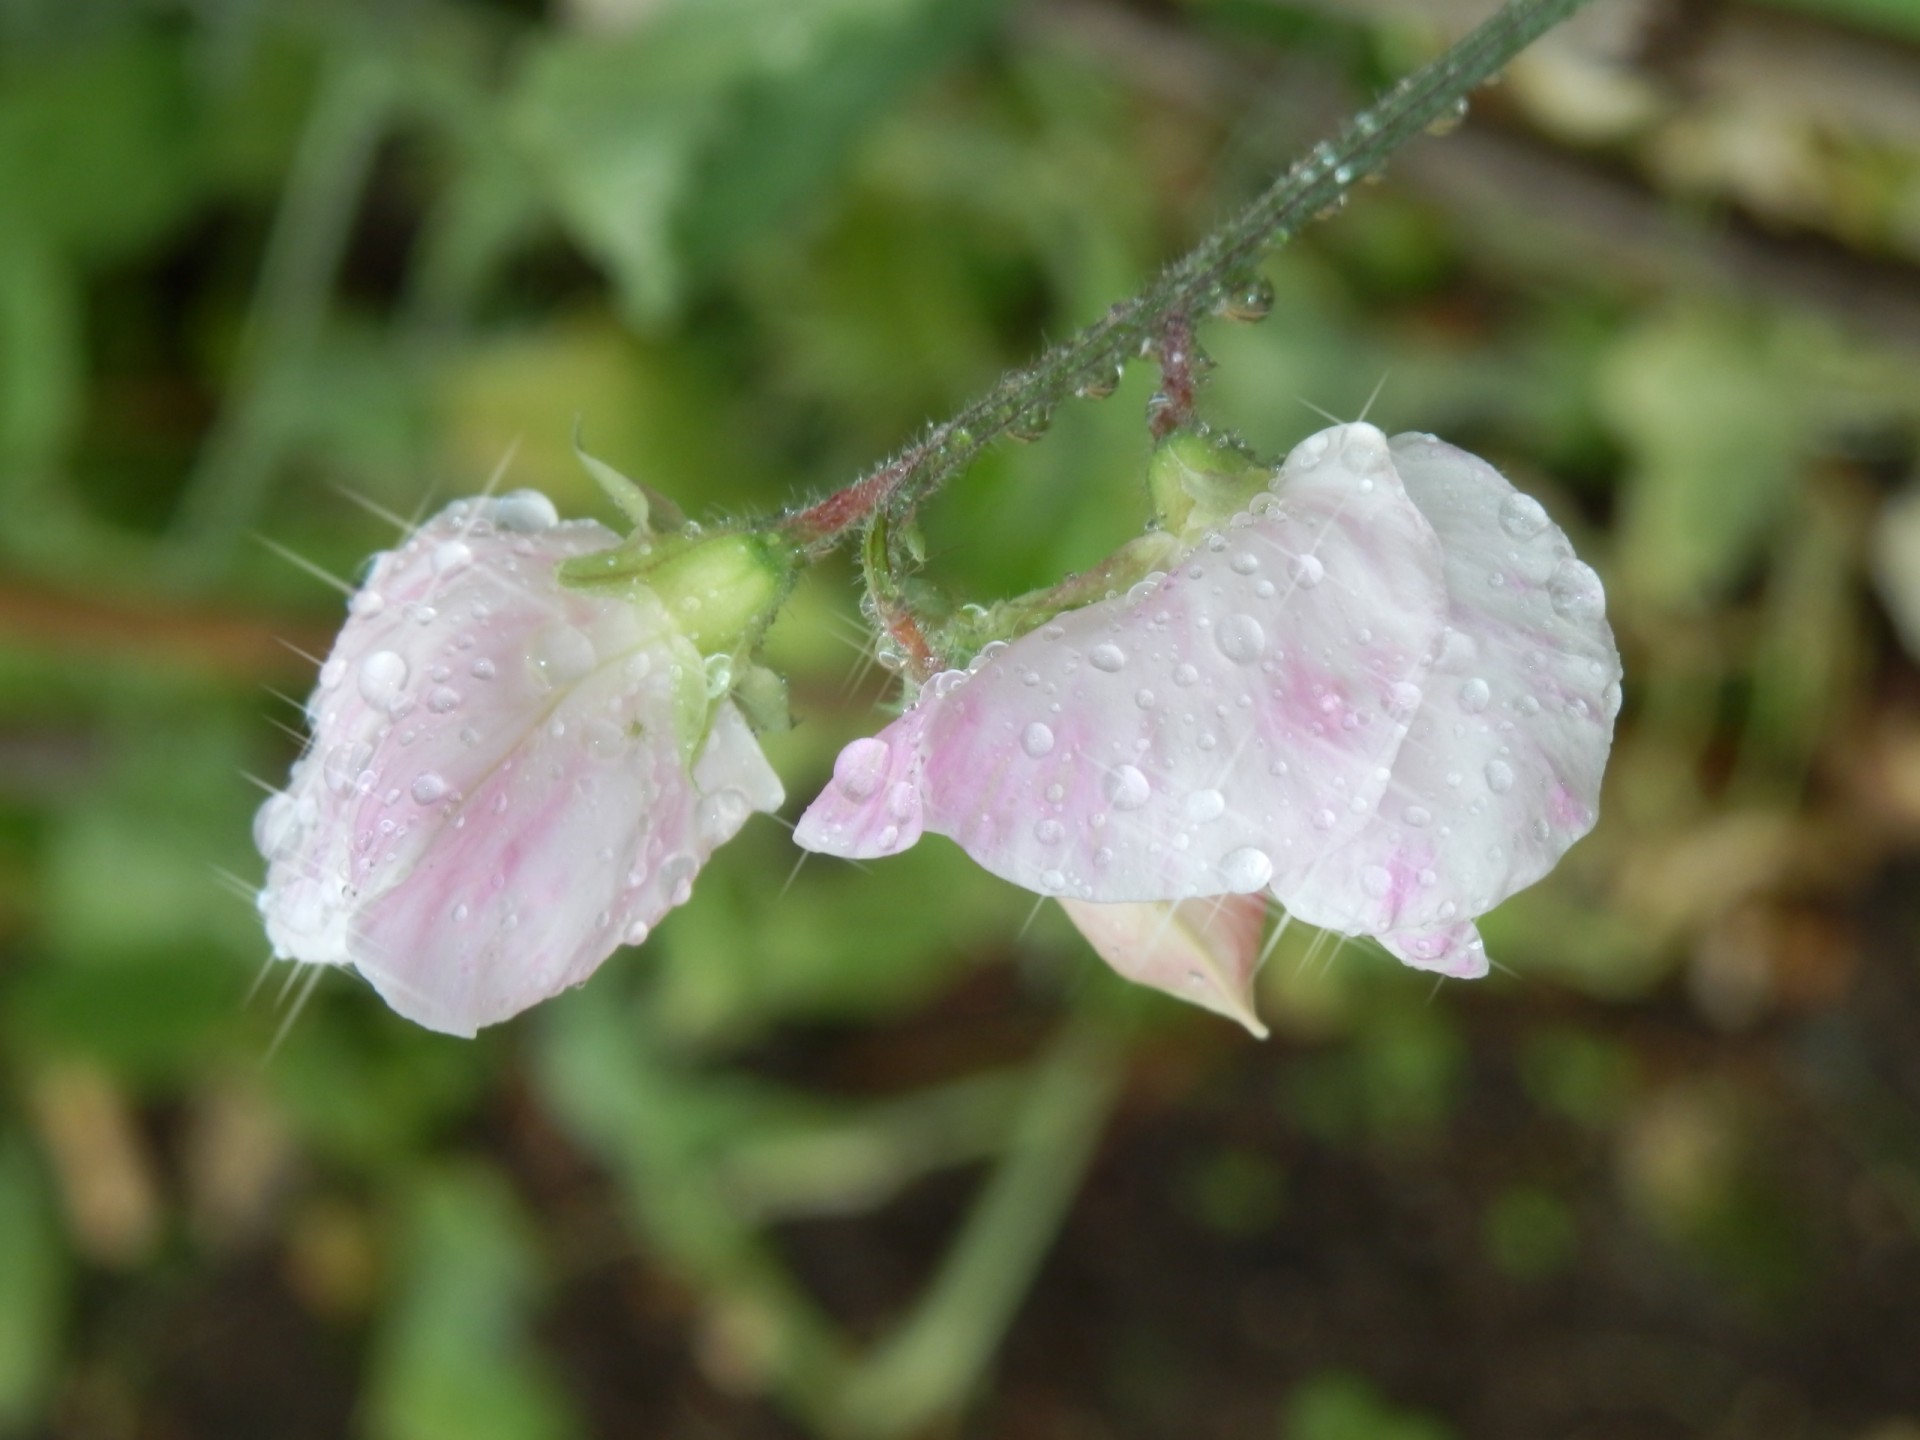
[1460,678,1491,713]
[349,588,386,618]
[833,738,890,801]
[1389,681,1423,713]
[1039,868,1067,893]
[411,772,449,804]
[1220,846,1273,891]
[1035,818,1065,844]
[697,787,753,842]
[624,921,651,945]
[1403,804,1431,826]
[1498,492,1550,539]
[1312,807,1337,830]
[1089,643,1127,672]
[1289,554,1325,587]
[1184,788,1226,822]
[530,625,597,690]
[1485,759,1515,793]
[1229,551,1261,574]
[704,654,733,697]
[319,657,347,690]
[1547,559,1605,619]
[1173,663,1200,687]
[358,650,409,710]
[886,782,920,822]
[452,902,469,921]
[1215,613,1266,664]
[1514,694,1541,717]
[1009,404,1053,442]
[493,489,559,532]
[1104,765,1151,810]
[1215,277,1275,323]
[1022,722,1056,757]
[427,685,461,714]
[432,540,473,576]
[1425,96,1469,136]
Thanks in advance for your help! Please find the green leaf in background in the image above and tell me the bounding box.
[508,0,1008,325]
[0,34,200,262]
[0,1140,66,1435]
[363,1168,581,1440]
[1285,1371,1455,1440]
[1598,305,1811,612]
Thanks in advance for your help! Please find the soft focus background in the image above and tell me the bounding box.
[4,0,1920,1436]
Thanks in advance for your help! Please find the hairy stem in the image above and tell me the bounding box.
[781,0,1591,558]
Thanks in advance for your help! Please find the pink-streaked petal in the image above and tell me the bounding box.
[791,704,932,859]
[257,492,781,1036]
[1059,894,1270,1036]
[1277,435,1620,943]
[891,424,1447,904]
[1376,919,1489,980]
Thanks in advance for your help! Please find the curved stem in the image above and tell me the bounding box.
[779,0,1591,556]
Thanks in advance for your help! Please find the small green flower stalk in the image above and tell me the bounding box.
[255,0,1606,1037]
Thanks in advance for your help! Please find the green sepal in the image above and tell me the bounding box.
[1147,426,1267,540]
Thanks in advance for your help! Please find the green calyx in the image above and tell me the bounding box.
[1147,427,1269,542]
[561,528,798,657]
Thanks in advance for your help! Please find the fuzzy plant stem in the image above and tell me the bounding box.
[781,0,1592,555]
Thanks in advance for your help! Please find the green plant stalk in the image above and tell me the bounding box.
[780,0,1593,561]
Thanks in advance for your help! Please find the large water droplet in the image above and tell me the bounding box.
[1547,559,1605,619]
[1229,551,1261,575]
[493,489,559,532]
[1184,788,1226,822]
[1220,846,1273,891]
[1485,759,1515,793]
[1104,765,1151,810]
[1498,492,1550,540]
[833,737,890,801]
[1215,614,1266,664]
[432,540,473,576]
[697,787,753,842]
[1289,554,1325,588]
[529,625,597,689]
[1022,722,1056,757]
[358,650,409,710]
[1089,643,1128,673]
[1459,677,1491,713]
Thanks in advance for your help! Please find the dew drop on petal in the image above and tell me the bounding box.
[624,920,651,945]
[1173,663,1200,687]
[1485,759,1515,793]
[1021,722,1055,757]
[1215,614,1266,664]
[1184,788,1226,823]
[1220,846,1273,892]
[697,787,753,842]
[1104,765,1151,810]
[1499,492,1551,540]
[1090,643,1128,672]
[358,651,409,710]
[529,625,597,689]
[1289,554,1325,588]
[432,540,473,576]
[411,772,449,805]
[320,658,347,691]
[1035,818,1065,844]
[833,737,890,801]
[1230,551,1261,575]
[427,686,461,714]
[886,781,920,822]
[493,489,560,532]
[1313,807,1337,830]
[1547,558,1606,618]
[1040,868,1067,893]
[1460,677,1492,713]
[1403,805,1432,827]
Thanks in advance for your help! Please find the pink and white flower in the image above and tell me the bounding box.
[797,423,1621,1010]
[254,491,783,1036]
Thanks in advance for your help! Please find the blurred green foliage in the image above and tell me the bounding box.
[3,0,1920,1436]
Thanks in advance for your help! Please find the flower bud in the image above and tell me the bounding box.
[797,424,1621,1019]
[254,490,783,1036]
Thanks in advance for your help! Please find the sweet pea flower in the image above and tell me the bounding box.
[254,490,784,1036]
[797,422,1621,1017]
